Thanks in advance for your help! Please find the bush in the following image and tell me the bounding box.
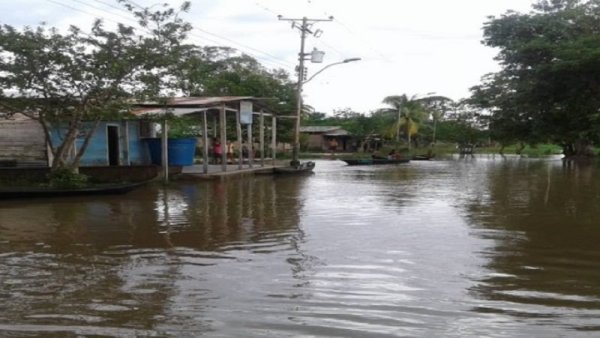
[47,169,89,188]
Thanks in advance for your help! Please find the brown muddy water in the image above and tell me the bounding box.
[1,156,600,337]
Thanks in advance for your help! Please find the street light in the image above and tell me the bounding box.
[289,56,361,166]
[303,57,362,84]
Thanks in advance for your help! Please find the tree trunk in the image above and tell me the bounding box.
[516,142,525,155]
[564,139,595,158]
[406,121,412,151]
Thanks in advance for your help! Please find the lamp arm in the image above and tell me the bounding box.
[303,61,344,85]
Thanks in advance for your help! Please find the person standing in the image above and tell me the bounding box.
[226,140,235,164]
[329,138,338,154]
[213,138,222,164]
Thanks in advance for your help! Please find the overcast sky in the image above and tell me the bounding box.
[1,0,537,114]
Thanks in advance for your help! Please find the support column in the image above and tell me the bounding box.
[272,117,277,165]
[161,119,169,183]
[259,111,265,167]
[247,124,253,168]
[236,107,243,170]
[220,104,227,172]
[123,121,130,165]
[202,111,209,174]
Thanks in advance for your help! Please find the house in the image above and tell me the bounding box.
[0,113,152,167]
[1,97,282,173]
[299,126,355,152]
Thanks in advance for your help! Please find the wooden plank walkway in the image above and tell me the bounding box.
[180,161,286,179]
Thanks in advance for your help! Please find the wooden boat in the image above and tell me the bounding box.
[274,161,315,174]
[0,181,148,199]
[342,158,410,166]
[412,154,434,161]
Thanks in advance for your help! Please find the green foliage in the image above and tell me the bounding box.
[164,116,200,138]
[47,169,89,189]
[0,0,193,171]
[470,0,600,156]
[175,46,296,114]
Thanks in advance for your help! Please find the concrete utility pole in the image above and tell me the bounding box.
[278,15,332,166]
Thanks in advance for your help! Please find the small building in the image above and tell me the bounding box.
[0,113,151,167]
[0,97,283,177]
[299,126,355,152]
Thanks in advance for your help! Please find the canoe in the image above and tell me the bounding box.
[412,154,434,161]
[0,181,148,199]
[274,161,315,174]
[342,158,410,166]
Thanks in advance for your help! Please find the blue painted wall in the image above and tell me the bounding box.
[50,121,150,166]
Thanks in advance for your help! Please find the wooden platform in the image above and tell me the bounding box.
[179,163,284,180]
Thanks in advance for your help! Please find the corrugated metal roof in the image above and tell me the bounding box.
[136,96,256,106]
[299,126,343,133]
[325,129,350,136]
[130,96,276,117]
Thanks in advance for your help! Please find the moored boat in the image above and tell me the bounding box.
[342,158,410,166]
[0,181,148,199]
[274,161,315,174]
[412,154,434,161]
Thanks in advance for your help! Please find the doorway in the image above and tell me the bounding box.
[107,125,120,166]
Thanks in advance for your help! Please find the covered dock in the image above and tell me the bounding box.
[132,96,293,180]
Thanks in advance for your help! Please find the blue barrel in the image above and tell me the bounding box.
[167,137,197,166]
[145,138,197,166]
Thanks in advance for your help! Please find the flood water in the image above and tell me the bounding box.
[1,156,600,337]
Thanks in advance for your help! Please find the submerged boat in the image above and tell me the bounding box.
[342,158,410,166]
[0,181,148,199]
[274,161,315,174]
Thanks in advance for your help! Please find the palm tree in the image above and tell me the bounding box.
[381,94,430,150]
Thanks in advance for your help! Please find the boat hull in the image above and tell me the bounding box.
[342,158,410,166]
[273,161,315,174]
[0,181,147,199]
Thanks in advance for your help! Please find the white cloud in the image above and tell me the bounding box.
[1,0,536,114]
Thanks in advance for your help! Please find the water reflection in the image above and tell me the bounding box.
[0,176,309,336]
[465,158,600,331]
[2,158,600,336]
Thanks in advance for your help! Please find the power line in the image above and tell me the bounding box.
[47,0,295,72]
[303,0,393,62]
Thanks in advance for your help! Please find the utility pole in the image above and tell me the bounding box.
[278,15,332,166]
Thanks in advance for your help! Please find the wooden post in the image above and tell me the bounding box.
[259,111,265,167]
[202,111,209,174]
[212,115,217,138]
[236,107,243,170]
[220,104,227,172]
[123,121,130,165]
[247,123,253,168]
[272,117,277,165]
[161,119,169,183]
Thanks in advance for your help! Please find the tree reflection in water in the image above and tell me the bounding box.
[465,159,600,329]
[0,175,310,335]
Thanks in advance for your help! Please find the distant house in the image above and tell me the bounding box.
[299,126,355,152]
[0,113,152,167]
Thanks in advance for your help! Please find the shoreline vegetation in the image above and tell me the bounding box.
[285,143,568,160]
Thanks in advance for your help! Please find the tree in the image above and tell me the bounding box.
[175,45,298,143]
[381,94,436,150]
[176,46,296,112]
[471,0,600,157]
[415,96,454,146]
[0,1,192,172]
